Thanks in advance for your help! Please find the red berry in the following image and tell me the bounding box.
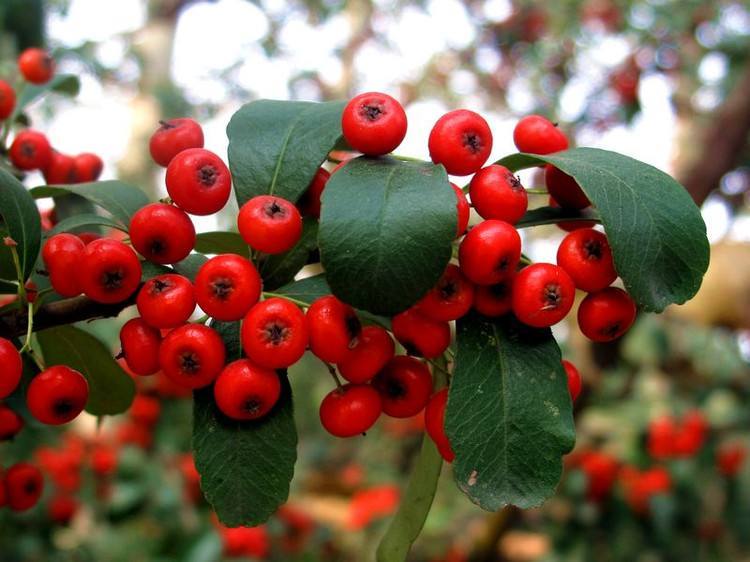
[91,444,118,476]
[511,263,575,328]
[424,388,455,462]
[195,254,261,321]
[428,109,493,176]
[241,298,308,369]
[5,463,44,511]
[337,326,395,384]
[306,295,362,364]
[129,203,195,264]
[214,359,281,421]
[648,415,677,459]
[372,356,432,418]
[149,118,204,167]
[79,238,142,304]
[159,324,226,389]
[342,92,407,156]
[548,196,590,232]
[458,220,521,285]
[469,165,528,224]
[415,264,474,322]
[137,274,195,328]
[26,366,89,425]
[512,115,568,154]
[9,129,52,170]
[545,165,590,209]
[577,287,636,342]
[43,151,77,184]
[0,80,16,119]
[563,360,582,402]
[298,167,330,218]
[18,48,55,84]
[42,233,86,297]
[557,228,617,292]
[119,318,162,376]
[391,307,450,359]
[717,444,746,477]
[0,404,23,440]
[238,195,302,254]
[0,337,23,398]
[72,153,103,182]
[319,384,382,438]
[165,148,231,215]
[473,276,515,317]
[48,494,78,525]
[129,394,161,426]
[451,183,470,236]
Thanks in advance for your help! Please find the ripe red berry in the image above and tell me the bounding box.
[149,118,204,167]
[557,228,617,292]
[549,196,589,232]
[306,295,362,364]
[563,360,582,402]
[159,324,226,389]
[511,263,575,328]
[130,203,195,264]
[545,165,590,209]
[238,195,302,254]
[165,148,231,215]
[137,274,195,329]
[26,366,89,425]
[43,151,77,184]
[473,275,515,317]
[119,318,162,376]
[79,238,142,303]
[577,287,636,342]
[0,79,16,119]
[214,359,281,421]
[342,92,407,156]
[451,183,470,236]
[195,254,261,321]
[241,298,308,369]
[0,405,24,440]
[372,356,433,418]
[717,444,746,477]
[337,326,395,384]
[42,233,86,297]
[72,152,103,182]
[48,494,79,525]
[469,165,528,224]
[129,394,161,426]
[9,129,52,170]
[319,384,382,438]
[5,463,44,512]
[298,167,330,218]
[424,388,455,462]
[91,444,118,476]
[415,264,474,322]
[458,220,521,285]
[512,115,568,154]
[0,337,23,398]
[428,109,493,176]
[391,307,450,359]
[18,48,55,84]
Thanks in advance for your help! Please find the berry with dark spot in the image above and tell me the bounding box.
[159,324,226,389]
[26,366,89,425]
[73,152,104,182]
[577,287,636,342]
[9,129,52,171]
[0,404,24,440]
[18,48,55,84]
[166,148,231,215]
[473,274,515,317]
[391,307,450,359]
[341,92,407,156]
[372,356,432,418]
[459,220,521,286]
[5,462,44,512]
[79,238,142,304]
[241,298,308,369]
[149,118,204,167]
[416,264,474,322]
[511,263,575,328]
[319,384,382,438]
[214,359,281,421]
[238,195,302,254]
[557,228,617,292]
[195,254,261,321]
[306,295,362,364]
[469,164,528,224]
[130,203,196,264]
[137,274,195,328]
[338,326,395,384]
[428,109,492,176]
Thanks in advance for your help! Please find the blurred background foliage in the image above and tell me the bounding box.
[1,0,750,561]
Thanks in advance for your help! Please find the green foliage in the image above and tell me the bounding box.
[12,74,80,119]
[0,168,40,281]
[194,232,249,258]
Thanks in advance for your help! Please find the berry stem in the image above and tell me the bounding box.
[323,361,343,391]
[261,292,309,310]
[525,188,549,195]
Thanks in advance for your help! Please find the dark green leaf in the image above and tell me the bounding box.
[50,213,127,235]
[140,261,172,281]
[499,148,709,312]
[0,168,41,281]
[36,325,136,416]
[226,99,344,206]
[319,157,456,316]
[30,181,150,225]
[273,273,330,304]
[172,253,208,281]
[259,218,318,290]
[12,74,80,118]
[446,313,575,510]
[515,206,599,229]
[194,232,249,258]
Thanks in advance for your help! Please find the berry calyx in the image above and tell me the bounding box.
[9,129,52,171]
[415,264,474,322]
[119,318,162,376]
[26,366,89,425]
[18,48,55,84]
[458,220,521,285]
[372,356,433,418]
[306,295,362,364]
[136,274,195,329]
[79,238,142,304]
[511,263,575,328]
[469,164,528,224]
[337,326,395,384]
[241,298,308,369]
[149,118,204,167]
[214,359,281,421]
[577,287,637,342]
[129,203,196,264]
[391,307,450,359]
[342,92,408,156]
[159,324,226,389]
[165,148,231,215]
[512,115,568,154]
[557,228,617,292]
[424,389,455,462]
[195,254,261,321]
[238,195,302,254]
[545,165,590,209]
[0,337,23,399]
[563,360,582,402]
[428,109,493,176]
[4,463,44,512]
[319,384,382,438]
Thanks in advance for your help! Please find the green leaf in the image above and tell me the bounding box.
[36,325,136,416]
[192,321,297,527]
[50,213,128,235]
[12,74,81,118]
[259,218,318,291]
[226,99,344,206]
[194,232,249,258]
[319,157,456,316]
[273,273,331,305]
[446,313,575,510]
[515,206,599,229]
[172,253,208,281]
[0,168,42,281]
[30,181,150,225]
[499,148,709,312]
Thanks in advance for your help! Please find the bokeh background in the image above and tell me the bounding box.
[1,0,750,561]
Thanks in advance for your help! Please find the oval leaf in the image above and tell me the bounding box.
[50,213,127,235]
[319,157,456,316]
[31,181,150,224]
[194,232,249,258]
[0,168,42,281]
[446,313,575,511]
[499,148,709,312]
[36,325,136,416]
[226,99,344,206]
